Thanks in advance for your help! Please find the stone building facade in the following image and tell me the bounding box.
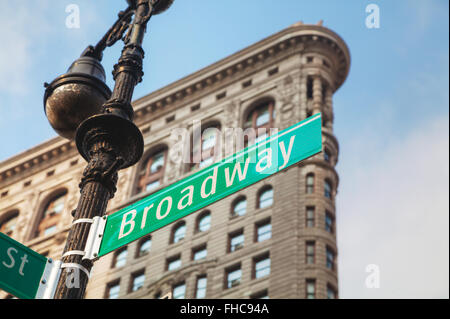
[0,22,350,299]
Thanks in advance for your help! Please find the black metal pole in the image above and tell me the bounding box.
[53,0,155,299]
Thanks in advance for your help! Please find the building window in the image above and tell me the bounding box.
[130,271,145,292]
[306,241,315,264]
[244,100,276,146]
[167,255,182,271]
[106,281,120,299]
[307,77,313,100]
[258,186,273,209]
[325,211,334,233]
[306,207,315,227]
[191,124,221,170]
[137,148,167,193]
[192,245,207,261]
[232,197,247,217]
[242,79,252,88]
[268,67,279,77]
[326,247,336,270]
[306,173,314,194]
[324,179,333,199]
[229,230,244,252]
[172,282,186,299]
[112,248,128,268]
[0,210,19,237]
[306,279,316,299]
[254,254,271,279]
[251,290,269,299]
[195,276,207,299]
[327,284,337,299]
[35,190,67,238]
[196,211,211,233]
[256,219,271,242]
[225,265,242,289]
[324,148,331,163]
[171,222,186,244]
[137,236,151,257]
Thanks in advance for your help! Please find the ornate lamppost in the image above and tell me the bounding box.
[43,0,174,299]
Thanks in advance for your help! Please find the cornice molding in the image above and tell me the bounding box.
[132,24,350,121]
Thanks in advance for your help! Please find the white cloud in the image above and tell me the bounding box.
[338,116,449,298]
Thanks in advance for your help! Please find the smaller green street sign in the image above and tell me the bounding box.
[98,113,323,257]
[0,232,48,299]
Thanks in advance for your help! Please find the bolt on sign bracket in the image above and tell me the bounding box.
[83,216,107,261]
[35,259,62,299]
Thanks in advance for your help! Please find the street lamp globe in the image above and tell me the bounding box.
[43,54,111,140]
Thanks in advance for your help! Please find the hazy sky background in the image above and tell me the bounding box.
[0,0,448,298]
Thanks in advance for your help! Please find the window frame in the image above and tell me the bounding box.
[112,247,128,269]
[258,186,274,209]
[167,255,182,271]
[255,219,272,243]
[137,148,167,194]
[195,275,208,299]
[306,206,315,228]
[105,280,121,299]
[171,221,186,244]
[35,190,67,238]
[306,279,316,299]
[324,179,333,199]
[306,173,315,194]
[172,282,186,299]
[231,196,247,218]
[129,270,146,293]
[244,100,276,146]
[0,210,19,237]
[225,264,242,289]
[190,124,221,170]
[228,229,245,253]
[253,253,271,279]
[306,241,316,264]
[196,211,211,233]
[136,236,152,258]
[326,246,336,270]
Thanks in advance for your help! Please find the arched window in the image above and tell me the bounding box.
[35,190,67,238]
[171,222,186,244]
[137,236,152,257]
[306,173,315,194]
[197,212,211,233]
[137,148,167,193]
[112,247,128,268]
[0,210,19,237]
[191,124,221,170]
[324,179,333,199]
[232,197,247,217]
[244,99,276,146]
[258,187,273,209]
[324,148,331,163]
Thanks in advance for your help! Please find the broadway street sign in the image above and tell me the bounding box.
[0,232,61,299]
[97,113,323,257]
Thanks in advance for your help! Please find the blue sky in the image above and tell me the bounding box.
[0,0,448,298]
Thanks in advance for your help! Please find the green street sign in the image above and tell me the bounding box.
[98,113,323,257]
[0,232,49,299]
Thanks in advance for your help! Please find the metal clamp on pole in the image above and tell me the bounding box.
[82,216,107,261]
[35,259,63,299]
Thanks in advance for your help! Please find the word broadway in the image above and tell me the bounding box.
[97,113,322,257]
